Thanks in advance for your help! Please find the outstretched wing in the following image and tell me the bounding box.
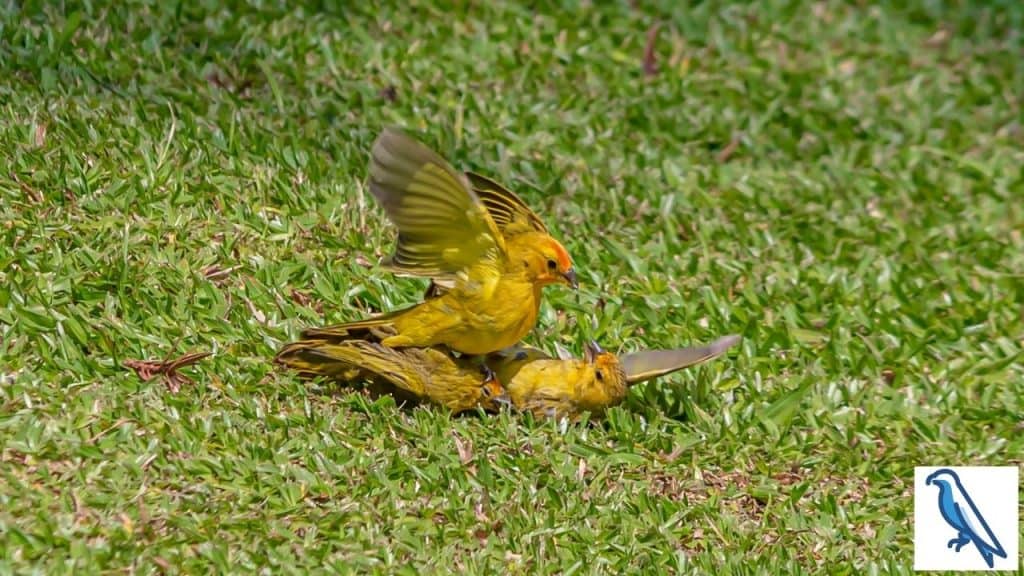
[369,128,507,285]
[620,335,741,384]
[951,484,1008,561]
[421,171,547,299]
[465,171,548,236]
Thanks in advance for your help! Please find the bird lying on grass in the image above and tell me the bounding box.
[274,338,511,414]
[492,335,741,421]
[275,335,740,421]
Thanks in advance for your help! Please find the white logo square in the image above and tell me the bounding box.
[914,466,1019,571]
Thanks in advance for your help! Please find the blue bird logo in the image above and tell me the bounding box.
[925,468,1008,568]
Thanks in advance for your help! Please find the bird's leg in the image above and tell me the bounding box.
[478,360,497,385]
[450,350,499,385]
[451,351,496,383]
[947,534,971,551]
[954,535,971,552]
[432,344,461,362]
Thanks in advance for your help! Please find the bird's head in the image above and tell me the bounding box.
[478,377,512,412]
[574,341,628,411]
[926,468,959,490]
[512,233,577,289]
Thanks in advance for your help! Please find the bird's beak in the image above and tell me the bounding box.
[561,268,579,289]
[583,340,604,363]
[492,392,513,410]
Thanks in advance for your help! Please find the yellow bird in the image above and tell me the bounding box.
[423,171,555,299]
[276,333,740,421]
[274,339,511,414]
[491,335,741,420]
[303,128,577,356]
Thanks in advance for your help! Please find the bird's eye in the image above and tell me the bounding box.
[546,259,557,270]
[523,260,529,269]
[595,369,604,382]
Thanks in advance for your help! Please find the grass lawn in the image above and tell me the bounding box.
[2,1,1022,573]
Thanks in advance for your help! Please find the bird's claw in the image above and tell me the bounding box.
[480,363,497,384]
[947,535,970,551]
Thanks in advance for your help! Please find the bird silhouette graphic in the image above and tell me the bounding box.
[925,468,1008,568]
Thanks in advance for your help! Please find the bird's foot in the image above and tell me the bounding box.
[479,362,497,384]
[947,535,971,551]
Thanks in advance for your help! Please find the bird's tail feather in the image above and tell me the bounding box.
[275,339,366,379]
[300,305,415,341]
[275,339,420,393]
[979,547,994,569]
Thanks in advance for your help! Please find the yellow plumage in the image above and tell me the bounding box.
[303,128,577,356]
[274,339,510,414]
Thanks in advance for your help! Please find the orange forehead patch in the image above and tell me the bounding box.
[543,237,573,270]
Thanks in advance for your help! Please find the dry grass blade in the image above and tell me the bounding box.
[643,23,660,77]
[123,352,213,393]
[716,133,741,163]
[453,432,473,465]
[289,288,322,312]
[202,264,242,281]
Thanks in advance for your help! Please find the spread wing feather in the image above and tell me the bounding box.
[422,171,549,299]
[369,128,506,282]
[465,171,548,235]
